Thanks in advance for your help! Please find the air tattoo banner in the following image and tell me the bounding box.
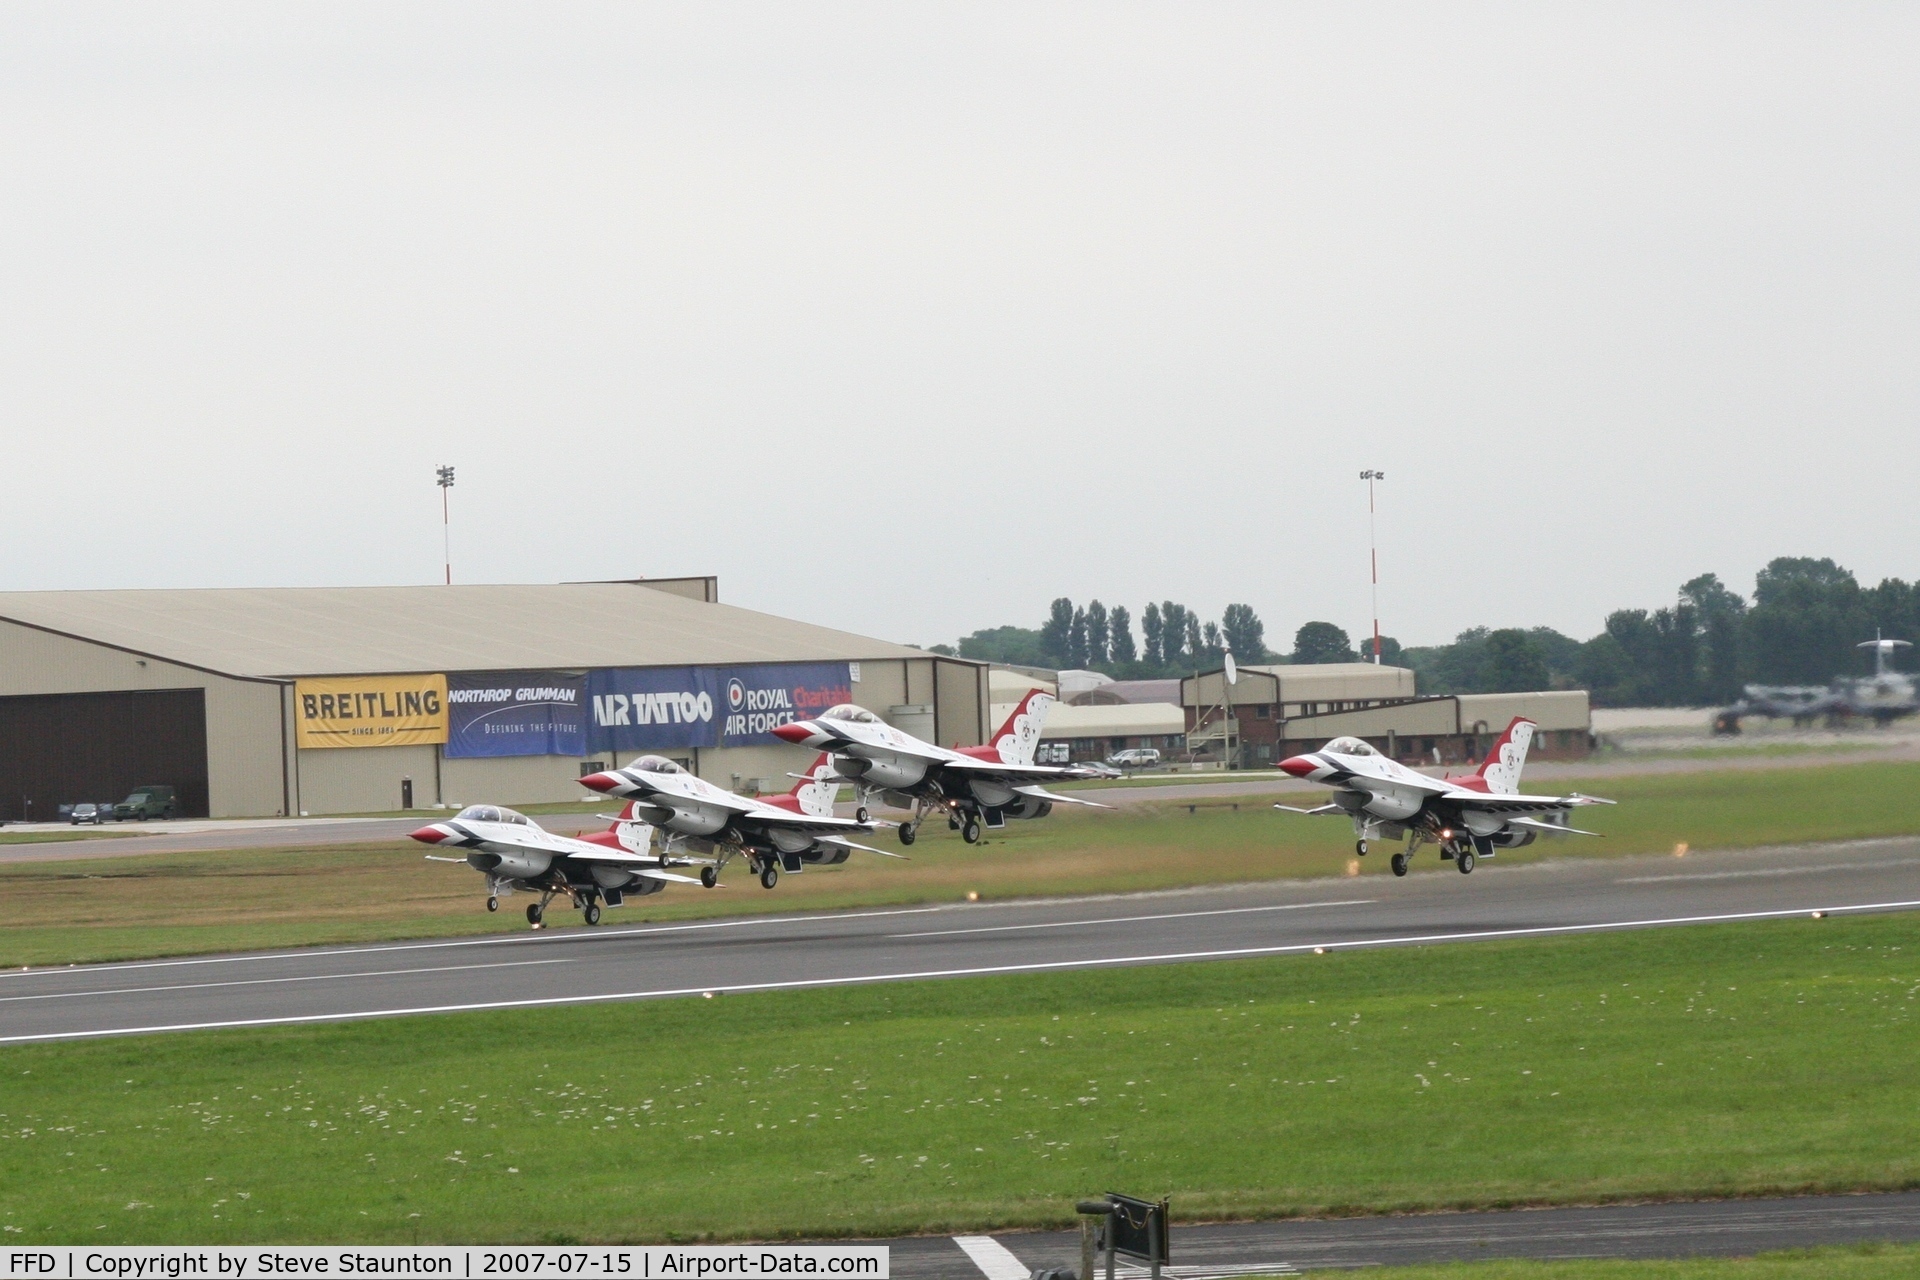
[294,674,449,749]
[445,671,588,758]
[586,666,723,753]
[720,662,855,746]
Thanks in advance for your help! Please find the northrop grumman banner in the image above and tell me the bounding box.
[294,675,449,749]
[586,667,722,752]
[445,671,587,758]
[719,663,854,746]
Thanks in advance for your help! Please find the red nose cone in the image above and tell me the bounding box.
[1279,755,1317,779]
[578,772,618,794]
[408,825,446,845]
[770,722,813,745]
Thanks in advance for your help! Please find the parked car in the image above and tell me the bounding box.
[69,802,112,825]
[1106,748,1162,770]
[114,785,178,821]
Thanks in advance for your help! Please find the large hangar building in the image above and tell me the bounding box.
[0,579,987,819]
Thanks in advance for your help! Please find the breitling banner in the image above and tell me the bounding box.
[294,674,450,749]
[445,671,588,758]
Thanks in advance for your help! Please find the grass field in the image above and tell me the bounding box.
[0,913,1914,1243]
[1295,1245,1920,1278]
[2,760,1917,967]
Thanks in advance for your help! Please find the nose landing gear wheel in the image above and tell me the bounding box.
[1390,853,1409,877]
[961,818,982,844]
[584,900,603,926]
[759,865,779,889]
[899,824,916,846]
[855,806,870,824]
[1457,849,1476,874]
[525,903,544,926]
[486,896,499,913]
[1355,839,1368,856]
[700,866,718,888]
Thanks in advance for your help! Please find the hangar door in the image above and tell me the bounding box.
[0,689,210,821]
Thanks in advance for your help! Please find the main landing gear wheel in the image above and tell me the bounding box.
[855,806,870,824]
[526,903,544,926]
[961,818,982,844]
[1355,839,1369,856]
[1457,849,1476,874]
[759,865,779,889]
[584,900,603,926]
[1390,853,1409,877]
[700,866,718,888]
[899,824,917,846]
[486,896,499,913]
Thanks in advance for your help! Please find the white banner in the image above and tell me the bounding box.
[0,1249,887,1280]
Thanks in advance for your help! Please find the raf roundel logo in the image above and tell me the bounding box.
[727,678,746,712]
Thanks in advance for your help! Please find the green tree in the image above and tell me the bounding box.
[1184,614,1203,660]
[1141,604,1163,666]
[1574,632,1638,706]
[1292,621,1356,664]
[1085,601,1110,665]
[1360,635,1403,665]
[1743,557,1872,683]
[1481,629,1550,692]
[1681,573,1746,702]
[1040,598,1075,669]
[1161,603,1188,661]
[1526,628,1583,684]
[957,626,1049,666]
[1067,607,1089,669]
[1108,606,1137,664]
[1221,604,1266,661]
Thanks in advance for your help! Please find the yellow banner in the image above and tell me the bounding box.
[295,675,449,749]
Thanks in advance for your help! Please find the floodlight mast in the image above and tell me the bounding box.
[1360,470,1385,663]
[436,465,456,585]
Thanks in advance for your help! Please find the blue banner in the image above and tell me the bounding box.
[445,672,588,758]
[720,663,855,746]
[586,667,723,753]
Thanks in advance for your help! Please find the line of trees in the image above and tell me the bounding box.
[924,558,1919,706]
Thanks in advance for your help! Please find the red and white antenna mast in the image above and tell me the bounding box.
[1360,469,1385,663]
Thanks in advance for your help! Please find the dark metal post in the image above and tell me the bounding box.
[1147,1209,1161,1280]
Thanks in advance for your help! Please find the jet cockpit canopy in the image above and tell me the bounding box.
[456,804,531,825]
[633,755,685,774]
[1322,737,1377,757]
[821,704,880,724]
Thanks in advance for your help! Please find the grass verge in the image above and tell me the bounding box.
[1296,1243,1920,1278]
[2,760,1917,967]
[0,913,1915,1243]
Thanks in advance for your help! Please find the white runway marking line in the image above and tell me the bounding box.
[951,1237,1029,1280]
[4,897,1916,1045]
[0,904,953,981]
[893,900,1375,938]
[1618,857,1920,884]
[0,957,578,1005]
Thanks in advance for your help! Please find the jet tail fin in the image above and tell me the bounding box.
[989,688,1056,766]
[788,752,841,818]
[1476,717,1536,794]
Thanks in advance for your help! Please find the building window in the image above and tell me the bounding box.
[1255,704,1270,719]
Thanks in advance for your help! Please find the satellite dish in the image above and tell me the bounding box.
[1224,650,1238,685]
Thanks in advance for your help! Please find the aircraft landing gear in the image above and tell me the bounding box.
[700,866,718,888]
[486,896,499,913]
[584,899,603,926]
[526,902,544,926]
[961,817,982,844]
[899,823,917,846]
[855,806,871,824]
[759,864,779,890]
[1457,849,1476,874]
[1355,839,1369,856]
[1390,852,1409,877]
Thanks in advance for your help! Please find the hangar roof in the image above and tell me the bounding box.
[0,583,937,679]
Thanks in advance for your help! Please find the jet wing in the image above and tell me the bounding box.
[1272,803,1345,816]
[1506,816,1602,837]
[1012,784,1112,810]
[814,836,909,859]
[940,757,1104,782]
[1444,789,1615,817]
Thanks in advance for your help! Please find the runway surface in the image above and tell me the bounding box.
[884,1191,1920,1275]
[2,835,1916,1043]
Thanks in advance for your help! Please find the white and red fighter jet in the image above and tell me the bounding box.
[1273,716,1613,876]
[410,803,703,928]
[577,752,897,890]
[770,689,1108,846]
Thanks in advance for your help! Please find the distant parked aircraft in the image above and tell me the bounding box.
[410,804,702,927]
[769,689,1108,845]
[1273,717,1613,876]
[1714,637,1916,733]
[578,752,896,889]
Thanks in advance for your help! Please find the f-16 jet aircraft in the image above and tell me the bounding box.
[577,753,896,889]
[769,689,1108,845]
[1273,717,1613,876]
[410,803,703,927]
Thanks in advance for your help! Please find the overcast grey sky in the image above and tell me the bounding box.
[3,4,1916,651]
